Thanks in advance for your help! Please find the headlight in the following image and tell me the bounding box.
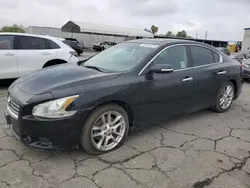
[32,95,79,118]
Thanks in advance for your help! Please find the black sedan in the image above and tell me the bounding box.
[63,40,83,56]
[4,39,243,154]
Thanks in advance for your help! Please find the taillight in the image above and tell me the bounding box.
[70,51,78,57]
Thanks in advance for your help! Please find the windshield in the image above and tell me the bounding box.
[83,42,157,72]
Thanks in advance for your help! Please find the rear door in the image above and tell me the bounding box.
[189,45,227,110]
[17,36,52,77]
[0,35,18,79]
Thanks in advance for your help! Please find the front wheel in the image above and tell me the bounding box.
[80,104,129,155]
[213,82,235,113]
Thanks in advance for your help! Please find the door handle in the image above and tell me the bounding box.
[217,71,226,75]
[4,53,15,56]
[41,52,51,55]
[182,77,193,82]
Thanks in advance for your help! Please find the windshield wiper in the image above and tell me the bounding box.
[84,65,108,73]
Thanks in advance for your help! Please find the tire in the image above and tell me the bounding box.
[80,103,129,155]
[213,82,235,113]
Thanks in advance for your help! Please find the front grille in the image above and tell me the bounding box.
[7,96,20,117]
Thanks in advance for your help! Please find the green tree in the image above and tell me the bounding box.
[150,25,158,35]
[176,30,187,37]
[165,31,175,37]
[0,24,25,33]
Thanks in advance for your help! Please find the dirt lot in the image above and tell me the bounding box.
[0,82,250,188]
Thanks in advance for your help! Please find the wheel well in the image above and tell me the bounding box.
[94,101,135,127]
[43,59,67,68]
[229,79,237,99]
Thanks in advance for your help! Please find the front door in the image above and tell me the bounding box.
[0,35,18,79]
[138,45,195,125]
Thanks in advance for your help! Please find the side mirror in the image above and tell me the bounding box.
[149,64,174,74]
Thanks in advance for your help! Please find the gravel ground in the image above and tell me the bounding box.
[0,82,250,188]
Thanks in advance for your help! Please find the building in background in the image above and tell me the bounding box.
[242,28,250,51]
[26,21,153,48]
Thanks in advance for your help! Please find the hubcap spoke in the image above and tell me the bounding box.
[220,98,225,106]
[112,131,123,137]
[103,135,110,150]
[101,115,106,124]
[112,120,125,129]
[97,136,105,149]
[93,126,103,131]
[112,115,122,125]
[92,131,104,137]
[107,111,112,124]
[111,135,118,143]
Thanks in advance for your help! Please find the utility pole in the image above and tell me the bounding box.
[196,33,199,39]
[205,31,208,39]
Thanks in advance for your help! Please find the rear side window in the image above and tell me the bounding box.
[0,36,14,50]
[213,52,220,63]
[46,39,60,49]
[189,46,214,66]
[19,36,46,50]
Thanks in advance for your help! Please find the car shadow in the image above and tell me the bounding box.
[0,79,15,89]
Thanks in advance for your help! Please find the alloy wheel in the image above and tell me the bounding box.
[219,85,234,109]
[91,111,126,151]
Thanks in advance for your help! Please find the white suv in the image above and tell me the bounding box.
[0,33,79,79]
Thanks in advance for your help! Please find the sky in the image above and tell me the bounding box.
[0,0,249,41]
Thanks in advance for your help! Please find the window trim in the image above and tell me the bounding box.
[138,43,223,75]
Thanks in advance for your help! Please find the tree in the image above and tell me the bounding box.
[165,31,175,37]
[150,25,158,35]
[176,30,187,38]
[0,24,25,33]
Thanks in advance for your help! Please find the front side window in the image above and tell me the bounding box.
[153,45,189,70]
[0,36,14,50]
[83,43,157,72]
[19,36,46,50]
[190,46,214,66]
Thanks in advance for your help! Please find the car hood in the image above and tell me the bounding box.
[10,64,121,95]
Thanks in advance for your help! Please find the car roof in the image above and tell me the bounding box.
[127,38,212,47]
[0,32,57,40]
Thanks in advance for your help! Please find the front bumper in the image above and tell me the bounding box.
[4,106,91,149]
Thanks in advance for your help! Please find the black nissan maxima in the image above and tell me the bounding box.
[4,39,243,154]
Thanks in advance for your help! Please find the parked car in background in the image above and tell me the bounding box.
[216,47,230,55]
[93,41,117,51]
[231,48,250,63]
[5,39,243,154]
[240,58,250,79]
[0,33,79,79]
[62,40,83,56]
[64,38,84,48]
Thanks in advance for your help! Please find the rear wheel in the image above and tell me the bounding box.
[213,82,235,113]
[80,104,129,155]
